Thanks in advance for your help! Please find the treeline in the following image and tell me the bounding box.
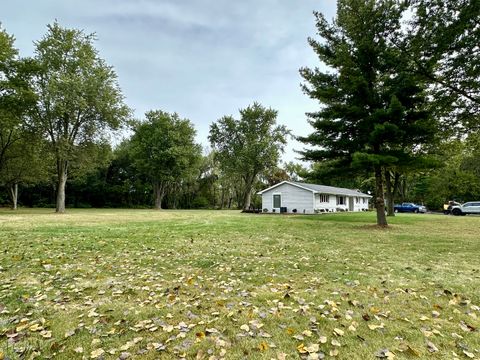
[0,22,291,211]
[1,0,480,222]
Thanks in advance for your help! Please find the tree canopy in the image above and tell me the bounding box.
[31,22,131,213]
[128,110,202,209]
[209,102,289,210]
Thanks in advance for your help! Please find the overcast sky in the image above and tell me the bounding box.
[2,0,336,163]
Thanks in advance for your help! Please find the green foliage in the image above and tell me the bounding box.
[421,135,480,208]
[209,102,289,209]
[128,110,202,209]
[408,0,480,133]
[30,22,131,212]
[0,26,37,173]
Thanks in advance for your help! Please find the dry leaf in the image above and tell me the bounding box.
[90,348,105,359]
[333,328,344,336]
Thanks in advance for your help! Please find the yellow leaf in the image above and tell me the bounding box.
[305,344,319,353]
[90,348,105,359]
[406,345,421,357]
[297,343,307,354]
[40,330,52,338]
[29,323,42,332]
[333,328,344,336]
[368,323,384,330]
[302,330,313,337]
[258,341,269,351]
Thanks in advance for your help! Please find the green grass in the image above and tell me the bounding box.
[0,209,479,359]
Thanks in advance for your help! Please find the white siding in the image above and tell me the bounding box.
[314,194,337,212]
[261,183,314,214]
[314,194,369,212]
[260,182,371,214]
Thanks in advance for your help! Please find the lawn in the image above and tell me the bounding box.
[0,209,479,359]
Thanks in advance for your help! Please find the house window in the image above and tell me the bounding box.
[363,198,367,204]
[319,194,329,203]
[273,194,281,208]
[337,196,345,205]
[355,197,360,204]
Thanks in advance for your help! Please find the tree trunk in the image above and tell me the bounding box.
[385,171,401,216]
[220,187,225,209]
[242,174,256,210]
[10,183,18,210]
[374,165,388,226]
[153,181,166,209]
[56,160,68,213]
[243,190,252,211]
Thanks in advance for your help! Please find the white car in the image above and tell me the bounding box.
[451,201,480,216]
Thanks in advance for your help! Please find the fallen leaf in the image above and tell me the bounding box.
[426,341,438,353]
[333,328,344,336]
[90,348,105,359]
[258,341,269,351]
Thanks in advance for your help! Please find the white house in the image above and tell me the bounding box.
[257,181,371,214]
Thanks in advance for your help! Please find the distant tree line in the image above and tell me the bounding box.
[0,22,292,211]
[1,0,479,224]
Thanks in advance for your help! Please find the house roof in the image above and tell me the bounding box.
[257,181,372,198]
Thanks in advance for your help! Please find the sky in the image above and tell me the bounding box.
[2,0,336,163]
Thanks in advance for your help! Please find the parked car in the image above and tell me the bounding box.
[451,201,480,216]
[393,202,427,213]
[443,201,461,215]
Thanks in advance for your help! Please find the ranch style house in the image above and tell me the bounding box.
[257,181,371,214]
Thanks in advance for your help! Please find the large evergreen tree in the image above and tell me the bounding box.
[299,0,437,226]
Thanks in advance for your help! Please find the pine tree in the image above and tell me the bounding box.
[299,0,437,226]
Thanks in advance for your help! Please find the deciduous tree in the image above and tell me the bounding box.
[129,110,201,209]
[31,22,130,213]
[209,103,289,210]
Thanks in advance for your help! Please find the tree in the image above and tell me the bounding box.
[299,0,437,226]
[284,161,308,182]
[0,26,36,174]
[0,132,50,209]
[407,0,480,133]
[31,22,130,213]
[209,102,289,210]
[129,110,201,209]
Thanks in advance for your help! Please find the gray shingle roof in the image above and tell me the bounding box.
[291,182,371,197]
[290,181,371,197]
[257,181,372,197]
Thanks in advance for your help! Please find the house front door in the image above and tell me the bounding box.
[348,197,354,211]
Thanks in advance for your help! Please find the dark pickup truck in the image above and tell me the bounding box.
[393,202,427,213]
